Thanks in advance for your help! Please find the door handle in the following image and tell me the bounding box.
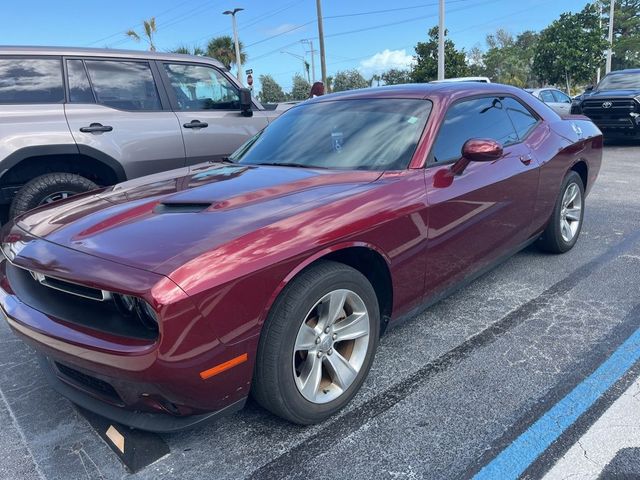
[519,154,533,166]
[80,123,113,133]
[183,120,209,129]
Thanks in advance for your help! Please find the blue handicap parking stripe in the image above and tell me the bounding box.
[474,326,640,480]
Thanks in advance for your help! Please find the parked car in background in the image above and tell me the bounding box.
[526,88,572,115]
[430,76,491,83]
[571,68,640,140]
[0,83,601,431]
[0,46,284,219]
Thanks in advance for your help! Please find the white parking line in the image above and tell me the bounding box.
[543,376,640,479]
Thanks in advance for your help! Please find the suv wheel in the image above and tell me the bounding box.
[10,173,97,218]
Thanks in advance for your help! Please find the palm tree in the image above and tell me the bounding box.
[206,36,247,69]
[126,17,157,51]
[171,45,205,56]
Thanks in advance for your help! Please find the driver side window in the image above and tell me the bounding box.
[430,96,519,164]
[163,63,239,111]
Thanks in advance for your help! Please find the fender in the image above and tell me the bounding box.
[258,241,391,327]
[0,144,127,184]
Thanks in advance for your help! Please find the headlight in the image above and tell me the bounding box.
[114,294,158,331]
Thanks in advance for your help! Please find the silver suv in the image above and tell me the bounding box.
[0,46,283,219]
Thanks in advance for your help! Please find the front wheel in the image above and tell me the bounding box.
[9,173,97,219]
[252,261,380,424]
[538,170,585,253]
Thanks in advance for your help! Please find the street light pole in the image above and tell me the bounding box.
[223,8,244,84]
[281,51,310,83]
[437,0,445,80]
[315,0,327,87]
[597,0,602,83]
[302,39,316,82]
[605,0,615,74]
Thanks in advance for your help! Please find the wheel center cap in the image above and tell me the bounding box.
[320,334,333,351]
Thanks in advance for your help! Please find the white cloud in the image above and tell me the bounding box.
[359,49,415,77]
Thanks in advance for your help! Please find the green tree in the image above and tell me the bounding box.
[332,69,369,92]
[381,69,412,85]
[601,0,640,70]
[483,29,539,86]
[290,74,311,100]
[533,4,607,91]
[126,17,157,51]
[259,75,286,103]
[171,45,205,56]
[411,26,469,82]
[207,36,247,70]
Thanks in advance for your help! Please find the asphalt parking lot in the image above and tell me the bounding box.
[0,143,639,480]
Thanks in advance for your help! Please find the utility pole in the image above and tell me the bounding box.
[302,39,316,82]
[223,8,244,84]
[597,1,602,83]
[606,0,615,74]
[281,51,310,83]
[315,0,327,87]
[437,0,445,80]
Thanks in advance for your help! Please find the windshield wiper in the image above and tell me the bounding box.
[216,156,235,164]
[254,162,326,169]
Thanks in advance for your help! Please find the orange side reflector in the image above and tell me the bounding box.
[199,353,248,380]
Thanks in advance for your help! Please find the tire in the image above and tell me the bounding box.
[538,170,585,254]
[252,260,380,424]
[9,173,97,219]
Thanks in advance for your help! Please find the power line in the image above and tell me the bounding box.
[85,0,195,46]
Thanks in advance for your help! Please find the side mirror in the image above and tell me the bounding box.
[239,88,253,117]
[585,85,594,92]
[451,138,504,175]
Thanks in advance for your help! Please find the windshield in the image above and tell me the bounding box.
[597,72,640,90]
[234,98,432,170]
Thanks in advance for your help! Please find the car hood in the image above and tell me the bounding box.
[583,89,640,99]
[16,162,382,275]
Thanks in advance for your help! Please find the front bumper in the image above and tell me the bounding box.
[37,354,246,432]
[0,227,256,431]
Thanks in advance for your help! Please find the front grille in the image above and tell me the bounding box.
[6,263,158,340]
[582,98,638,129]
[55,362,122,403]
[29,271,110,301]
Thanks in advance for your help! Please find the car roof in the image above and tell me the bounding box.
[606,68,640,75]
[308,82,527,102]
[0,45,226,68]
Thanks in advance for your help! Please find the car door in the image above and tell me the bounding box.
[423,95,541,296]
[64,58,186,180]
[539,89,564,115]
[550,89,572,115]
[160,62,269,164]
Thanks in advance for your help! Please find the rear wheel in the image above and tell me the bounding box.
[538,170,584,253]
[9,173,97,219]
[252,261,379,424]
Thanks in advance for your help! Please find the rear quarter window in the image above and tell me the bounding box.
[0,57,64,104]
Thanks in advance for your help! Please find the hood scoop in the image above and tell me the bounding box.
[153,202,211,214]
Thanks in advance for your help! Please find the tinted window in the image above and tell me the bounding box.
[0,57,63,104]
[551,90,571,104]
[235,99,431,171]
[85,60,161,111]
[66,60,94,103]
[539,90,555,103]
[598,72,640,90]
[431,97,519,163]
[502,97,538,140]
[163,63,239,110]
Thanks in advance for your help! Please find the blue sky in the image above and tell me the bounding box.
[2,0,589,90]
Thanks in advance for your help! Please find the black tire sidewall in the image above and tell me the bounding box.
[547,171,585,253]
[10,173,97,219]
[261,262,380,424]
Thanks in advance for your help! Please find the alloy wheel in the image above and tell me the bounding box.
[559,182,582,242]
[293,289,370,404]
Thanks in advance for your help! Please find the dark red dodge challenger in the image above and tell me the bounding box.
[0,83,601,431]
